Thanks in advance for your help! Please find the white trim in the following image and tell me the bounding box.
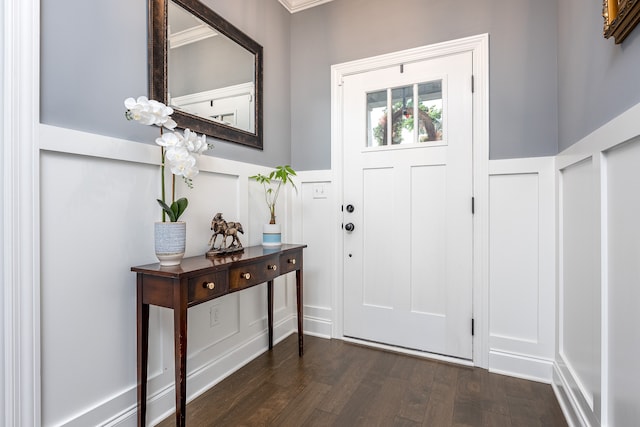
[170,82,254,106]
[278,0,335,13]
[599,151,609,426]
[553,362,592,427]
[3,0,41,425]
[169,24,217,49]
[489,350,554,383]
[330,34,490,368]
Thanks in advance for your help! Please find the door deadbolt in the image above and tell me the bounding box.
[346,204,355,213]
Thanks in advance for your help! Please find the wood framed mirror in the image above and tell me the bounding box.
[149,0,263,149]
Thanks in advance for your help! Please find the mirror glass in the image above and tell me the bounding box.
[149,0,263,149]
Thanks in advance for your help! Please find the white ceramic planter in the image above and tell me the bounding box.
[154,221,186,266]
[262,223,282,247]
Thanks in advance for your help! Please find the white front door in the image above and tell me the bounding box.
[342,51,474,359]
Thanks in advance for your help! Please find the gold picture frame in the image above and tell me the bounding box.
[603,0,640,43]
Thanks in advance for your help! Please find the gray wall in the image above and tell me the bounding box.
[557,0,640,152]
[290,0,559,170]
[40,0,292,167]
[42,0,640,170]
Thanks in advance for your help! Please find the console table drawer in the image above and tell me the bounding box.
[229,256,280,290]
[280,249,303,274]
[188,271,228,303]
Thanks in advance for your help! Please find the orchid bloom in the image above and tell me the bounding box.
[183,129,208,155]
[124,96,177,130]
[124,96,212,221]
[166,147,198,179]
[155,131,184,149]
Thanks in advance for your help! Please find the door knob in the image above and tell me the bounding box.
[346,204,355,213]
[344,223,355,232]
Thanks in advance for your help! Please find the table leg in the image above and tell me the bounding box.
[296,269,304,356]
[137,275,149,427]
[267,280,274,349]
[173,283,188,427]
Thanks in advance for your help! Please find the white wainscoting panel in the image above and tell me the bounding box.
[603,137,640,427]
[488,157,555,383]
[292,170,334,338]
[38,124,299,427]
[554,101,640,427]
[558,157,600,417]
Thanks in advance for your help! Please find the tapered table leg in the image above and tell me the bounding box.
[173,282,188,427]
[296,269,304,356]
[137,275,149,427]
[268,280,274,349]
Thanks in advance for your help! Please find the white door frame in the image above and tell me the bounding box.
[330,34,490,368]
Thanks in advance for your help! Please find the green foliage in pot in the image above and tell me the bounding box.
[250,165,297,224]
[156,197,188,222]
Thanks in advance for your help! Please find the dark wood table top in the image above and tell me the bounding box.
[131,243,307,278]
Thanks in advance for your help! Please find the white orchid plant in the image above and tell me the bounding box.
[124,96,212,222]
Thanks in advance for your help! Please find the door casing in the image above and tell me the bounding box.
[330,33,490,368]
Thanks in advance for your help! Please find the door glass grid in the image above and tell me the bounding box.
[366,80,443,147]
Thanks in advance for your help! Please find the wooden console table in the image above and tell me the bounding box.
[132,243,306,427]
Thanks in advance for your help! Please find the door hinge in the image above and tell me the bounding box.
[400,63,404,73]
[471,197,475,214]
[471,75,475,93]
[471,318,475,336]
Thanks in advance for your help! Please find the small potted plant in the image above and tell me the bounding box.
[250,165,297,246]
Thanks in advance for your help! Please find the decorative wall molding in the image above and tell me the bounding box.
[38,124,300,426]
[488,156,556,383]
[278,0,335,13]
[555,101,640,427]
[2,0,41,425]
[292,170,335,339]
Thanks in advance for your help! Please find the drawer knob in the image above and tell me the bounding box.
[203,282,215,290]
[288,258,296,265]
[268,264,278,271]
[241,272,251,280]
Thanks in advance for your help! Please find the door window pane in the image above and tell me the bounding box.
[391,86,414,145]
[367,90,387,147]
[417,81,443,142]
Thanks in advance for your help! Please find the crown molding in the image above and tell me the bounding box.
[278,0,334,13]
[169,24,217,49]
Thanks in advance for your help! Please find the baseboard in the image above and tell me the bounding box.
[302,305,333,339]
[488,350,554,383]
[303,316,332,339]
[551,362,597,427]
[61,318,297,427]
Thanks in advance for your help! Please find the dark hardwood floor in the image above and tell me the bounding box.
[156,334,567,426]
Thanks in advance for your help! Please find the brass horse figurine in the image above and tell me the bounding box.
[208,213,244,250]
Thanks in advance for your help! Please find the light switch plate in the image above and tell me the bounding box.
[313,183,328,199]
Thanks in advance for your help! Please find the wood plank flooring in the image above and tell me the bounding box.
[156,335,567,426]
